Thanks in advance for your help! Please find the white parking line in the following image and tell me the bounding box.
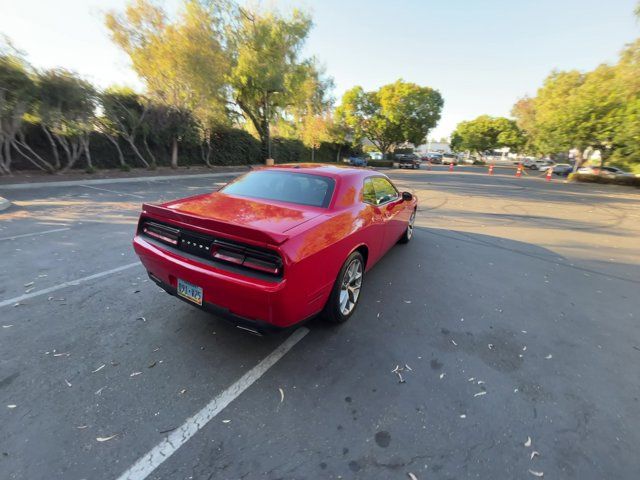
[0,227,70,241]
[81,185,145,199]
[115,326,309,480]
[0,262,140,308]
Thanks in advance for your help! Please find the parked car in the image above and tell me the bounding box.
[424,153,443,164]
[348,156,368,167]
[525,158,554,170]
[396,154,421,169]
[133,164,418,333]
[551,163,573,176]
[578,165,630,176]
[441,153,457,165]
[537,160,556,172]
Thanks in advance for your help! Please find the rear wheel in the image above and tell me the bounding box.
[322,251,364,323]
[398,209,416,244]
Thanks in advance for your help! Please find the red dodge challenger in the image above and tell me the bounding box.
[133,164,417,334]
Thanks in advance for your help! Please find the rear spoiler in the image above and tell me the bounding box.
[141,203,289,246]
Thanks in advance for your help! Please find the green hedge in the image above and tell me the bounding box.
[9,122,353,171]
[569,172,640,187]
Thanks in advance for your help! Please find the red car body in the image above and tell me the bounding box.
[132,164,417,333]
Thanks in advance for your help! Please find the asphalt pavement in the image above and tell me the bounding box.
[1,166,639,480]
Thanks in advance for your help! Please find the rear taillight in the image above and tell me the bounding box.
[140,219,283,278]
[142,222,179,246]
[211,240,282,276]
[243,257,281,275]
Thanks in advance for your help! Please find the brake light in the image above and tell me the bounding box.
[142,223,179,246]
[212,249,244,265]
[211,240,282,276]
[243,257,280,275]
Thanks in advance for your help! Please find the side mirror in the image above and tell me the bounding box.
[402,191,413,201]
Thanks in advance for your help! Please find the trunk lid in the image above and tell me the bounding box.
[143,192,322,245]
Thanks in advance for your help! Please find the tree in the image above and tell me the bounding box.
[335,80,443,156]
[511,96,539,154]
[106,0,230,168]
[0,53,56,174]
[228,7,326,161]
[300,113,331,162]
[100,87,152,167]
[512,56,636,168]
[450,115,525,156]
[36,69,97,171]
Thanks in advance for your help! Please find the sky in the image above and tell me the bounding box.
[0,0,638,139]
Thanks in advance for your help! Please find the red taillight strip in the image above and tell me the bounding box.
[212,250,244,265]
[143,227,178,246]
[242,258,280,275]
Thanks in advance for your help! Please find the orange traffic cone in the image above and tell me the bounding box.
[488,164,494,175]
[515,164,523,177]
[546,167,553,181]
[449,162,454,172]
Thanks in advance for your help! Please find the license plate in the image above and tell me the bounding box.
[177,279,203,306]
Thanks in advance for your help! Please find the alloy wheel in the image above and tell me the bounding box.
[407,211,416,240]
[339,258,363,315]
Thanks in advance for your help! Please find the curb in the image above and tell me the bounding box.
[0,171,246,191]
[0,196,10,212]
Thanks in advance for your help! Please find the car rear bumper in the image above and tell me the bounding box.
[133,236,303,332]
[147,272,285,335]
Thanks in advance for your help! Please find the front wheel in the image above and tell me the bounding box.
[322,251,364,324]
[398,209,416,244]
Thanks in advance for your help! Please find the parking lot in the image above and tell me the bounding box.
[1,166,639,480]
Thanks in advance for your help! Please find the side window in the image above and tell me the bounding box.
[371,177,399,205]
[362,178,376,204]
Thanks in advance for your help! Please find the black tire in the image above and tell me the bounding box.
[398,209,416,244]
[322,251,365,324]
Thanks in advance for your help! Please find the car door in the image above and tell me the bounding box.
[371,177,405,251]
[360,177,386,265]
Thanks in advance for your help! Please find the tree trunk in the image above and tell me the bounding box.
[59,136,83,172]
[81,136,93,170]
[0,140,10,175]
[171,137,178,169]
[124,136,149,168]
[311,147,315,162]
[200,142,213,167]
[12,137,54,173]
[336,145,342,163]
[260,135,269,162]
[105,134,126,167]
[41,125,61,170]
[143,136,157,168]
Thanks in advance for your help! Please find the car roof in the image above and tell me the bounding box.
[259,163,379,180]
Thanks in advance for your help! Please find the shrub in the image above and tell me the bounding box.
[571,173,640,187]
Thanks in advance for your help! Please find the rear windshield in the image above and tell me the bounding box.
[222,170,335,208]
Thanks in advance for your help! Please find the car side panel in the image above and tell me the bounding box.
[281,203,385,319]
